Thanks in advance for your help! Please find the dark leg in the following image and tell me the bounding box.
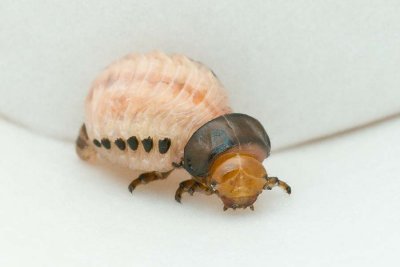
[76,124,96,161]
[172,161,183,168]
[264,176,291,194]
[129,170,173,193]
[175,179,213,203]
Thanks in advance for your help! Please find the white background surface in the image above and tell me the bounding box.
[1,0,400,148]
[1,116,399,267]
[1,1,400,266]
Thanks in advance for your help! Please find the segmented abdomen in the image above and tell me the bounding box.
[85,51,231,172]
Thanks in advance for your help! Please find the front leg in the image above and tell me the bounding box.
[172,160,183,168]
[129,170,173,193]
[175,179,214,203]
[264,176,292,194]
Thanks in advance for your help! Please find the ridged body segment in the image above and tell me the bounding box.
[85,52,231,172]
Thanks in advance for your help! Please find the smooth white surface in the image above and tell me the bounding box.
[1,117,399,266]
[1,0,400,148]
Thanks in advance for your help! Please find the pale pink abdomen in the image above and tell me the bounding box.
[85,51,231,172]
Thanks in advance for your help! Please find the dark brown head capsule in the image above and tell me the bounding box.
[183,113,284,210]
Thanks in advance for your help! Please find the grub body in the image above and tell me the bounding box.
[77,51,291,211]
[84,52,231,172]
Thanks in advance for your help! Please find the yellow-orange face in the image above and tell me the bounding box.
[209,152,267,210]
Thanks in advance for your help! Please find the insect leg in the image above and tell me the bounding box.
[172,160,183,168]
[263,176,291,194]
[175,179,213,203]
[128,170,173,193]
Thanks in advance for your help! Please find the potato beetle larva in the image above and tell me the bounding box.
[76,51,291,211]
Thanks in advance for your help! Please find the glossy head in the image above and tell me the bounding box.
[209,152,268,210]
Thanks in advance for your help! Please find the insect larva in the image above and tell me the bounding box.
[76,51,290,211]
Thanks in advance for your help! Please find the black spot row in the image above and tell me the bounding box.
[158,138,171,154]
[92,136,171,154]
[115,138,126,150]
[141,137,153,152]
